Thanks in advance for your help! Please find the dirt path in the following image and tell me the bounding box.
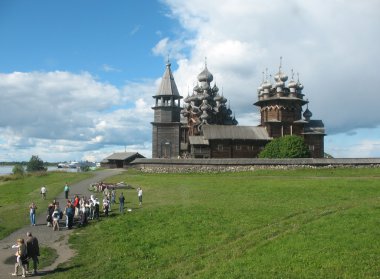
[0,169,124,278]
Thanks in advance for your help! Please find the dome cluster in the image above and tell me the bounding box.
[257,67,305,100]
[255,59,314,122]
[181,65,237,134]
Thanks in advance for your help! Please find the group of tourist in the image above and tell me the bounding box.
[14,181,143,275]
[11,232,40,277]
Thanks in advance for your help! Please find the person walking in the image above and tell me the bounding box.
[111,189,116,205]
[26,232,40,275]
[40,185,47,200]
[52,204,61,231]
[119,192,125,213]
[12,238,27,277]
[64,182,70,199]
[29,202,37,226]
[137,187,143,206]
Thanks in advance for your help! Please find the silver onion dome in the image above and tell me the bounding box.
[214,93,222,102]
[197,66,214,83]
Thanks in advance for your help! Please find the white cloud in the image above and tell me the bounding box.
[0,71,154,161]
[101,64,121,73]
[158,0,380,157]
[2,0,379,161]
[130,25,141,36]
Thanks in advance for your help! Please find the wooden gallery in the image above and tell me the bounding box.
[151,61,325,159]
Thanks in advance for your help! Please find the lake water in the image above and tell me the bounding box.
[0,165,78,175]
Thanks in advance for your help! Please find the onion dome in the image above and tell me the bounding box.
[296,73,304,91]
[232,115,238,125]
[257,83,264,95]
[274,57,288,83]
[197,65,214,83]
[214,93,222,102]
[212,84,219,93]
[274,71,288,83]
[303,106,312,121]
[200,82,210,90]
[217,93,226,103]
[200,100,209,111]
[226,107,232,115]
[288,69,296,86]
[262,79,272,91]
[288,79,297,89]
[297,81,304,91]
[197,92,206,101]
[275,80,285,89]
[193,83,201,92]
[200,110,209,120]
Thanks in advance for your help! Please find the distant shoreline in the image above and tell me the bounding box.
[0,165,78,176]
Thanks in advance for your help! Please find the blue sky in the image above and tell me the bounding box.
[1,0,380,162]
[0,0,177,83]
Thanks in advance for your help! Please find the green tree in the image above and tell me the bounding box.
[12,164,25,176]
[259,135,310,158]
[26,155,47,172]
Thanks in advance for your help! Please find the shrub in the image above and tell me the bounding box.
[12,164,25,176]
[80,165,90,172]
[26,155,47,172]
[259,135,310,158]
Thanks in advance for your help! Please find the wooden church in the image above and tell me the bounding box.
[151,60,325,159]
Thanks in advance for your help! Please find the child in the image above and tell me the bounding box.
[12,238,27,277]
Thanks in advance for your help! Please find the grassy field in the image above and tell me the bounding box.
[0,171,93,239]
[4,167,380,278]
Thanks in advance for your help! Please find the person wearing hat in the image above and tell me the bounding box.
[12,238,27,277]
[26,232,40,275]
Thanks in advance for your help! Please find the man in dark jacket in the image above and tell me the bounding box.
[26,232,40,275]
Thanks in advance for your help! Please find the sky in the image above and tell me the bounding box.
[1,0,380,162]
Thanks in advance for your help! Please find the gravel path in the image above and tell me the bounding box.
[0,169,124,278]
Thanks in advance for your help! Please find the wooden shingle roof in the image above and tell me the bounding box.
[202,125,271,140]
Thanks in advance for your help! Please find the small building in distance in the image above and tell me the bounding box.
[151,59,325,159]
[101,152,145,168]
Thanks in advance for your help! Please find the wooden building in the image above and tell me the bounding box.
[101,152,145,168]
[152,60,325,159]
[151,61,182,158]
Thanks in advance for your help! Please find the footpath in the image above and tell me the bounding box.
[0,169,124,279]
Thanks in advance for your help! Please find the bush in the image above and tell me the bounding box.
[259,135,310,158]
[80,165,90,172]
[12,164,25,176]
[26,155,47,172]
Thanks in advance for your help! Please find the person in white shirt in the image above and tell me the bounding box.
[137,187,143,206]
[40,186,47,200]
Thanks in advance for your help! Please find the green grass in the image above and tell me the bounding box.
[7,168,380,278]
[3,245,57,268]
[0,171,93,239]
